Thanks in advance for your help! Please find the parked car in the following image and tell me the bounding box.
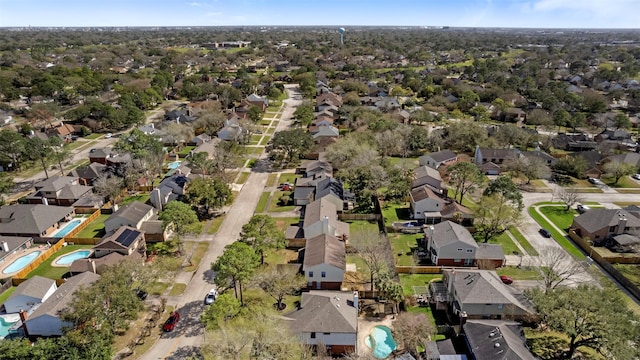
[135,289,148,301]
[278,183,292,191]
[105,133,113,138]
[204,288,218,305]
[163,311,180,332]
[539,228,552,238]
[576,204,590,214]
[500,275,513,285]
[588,178,601,185]
[403,221,421,227]
[633,174,640,180]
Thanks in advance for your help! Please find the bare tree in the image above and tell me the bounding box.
[93,174,124,203]
[350,229,391,292]
[251,265,306,311]
[393,312,436,358]
[536,247,585,293]
[555,186,583,211]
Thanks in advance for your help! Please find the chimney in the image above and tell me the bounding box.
[2,241,8,252]
[447,270,456,295]
[427,226,434,252]
[322,216,330,235]
[19,309,28,337]
[353,291,358,310]
[41,197,48,206]
[618,215,628,235]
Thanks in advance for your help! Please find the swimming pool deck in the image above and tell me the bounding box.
[48,217,88,238]
[51,249,93,267]
[0,247,45,278]
[358,316,395,357]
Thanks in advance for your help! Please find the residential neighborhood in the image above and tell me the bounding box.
[1,22,640,360]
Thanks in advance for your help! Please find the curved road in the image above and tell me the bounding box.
[138,85,302,360]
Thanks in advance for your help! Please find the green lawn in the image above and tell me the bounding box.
[258,136,269,146]
[236,172,250,184]
[74,214,110,238]
[273,217,301,232]
[266,174,278,187]
[268,191,296,212]
[175,145,195,157]
[205,215,225,235]
[348,220,379,235]
[387,156,419,168]
[486,231,520,256]
[147,281,170,295]
[529,204,586,260]
[509,227,538,256]
[27,245,94,280]
[445,188,476,209]
[389,233,422,266]
[613,264,640,287]
[496,266,541,280]
[250,135,262,145]
[65,140,89,151]
[255,192,271,213]
[266,127,275,135]
[84,133,102,140]
[0,287,16,306]
[121,194,150,206]
[260,120,272,126]
[399,274,442,296]
[604,175,640,189]
[539,205,578,231]
[381,202,412,224]
[278,173,300,185]
[168,283,187,296]
[183,242,209,272]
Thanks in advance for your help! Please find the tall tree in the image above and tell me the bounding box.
[25,136,58,179]
[159,201,201,250]
[0,172,14,206]
[213,242,260,305]
[447,161,484,204]
[535,247,585,294]
[393,312,436,358]
[186,177,233,215]
[201,292,241,330]
[350,229,390,292]
[483,176,524,211]
[555,186,582,211]
[603,160,636,184]
[0,130,26,171]
[252,265,306,311]
[528,285,639,360]
[92,174,124,203]
[293,103,314,127]
[474,194,521,243]
[266,128,314,166]
[239,215,285,264]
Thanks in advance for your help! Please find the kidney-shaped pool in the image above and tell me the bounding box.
[2,251,41,274]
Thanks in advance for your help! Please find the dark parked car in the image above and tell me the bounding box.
[163,311,180,332]
[539,228,552,238]
[500,275,513,285]
[135,289,148,301]
[576,204,590,214]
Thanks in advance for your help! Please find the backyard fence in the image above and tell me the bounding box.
[12,240,65,279]
[61,209,101,240]
[396,266,443,274]
[338,214,381,221]
[67,237,101,245]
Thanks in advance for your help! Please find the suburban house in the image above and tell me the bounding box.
[68,162,108,186]
[164,109,195,124]
[0,236,34,263]
[424,221,504,268]
[104,201,157,234]
[315,177,355,212]
[93,226,146,259]
[88,148,132,168]
[571,209,640,247]
[412,165,446,194]
[474,147,521,175]
[409,186,446,222]
[4,276,57,314]
[150,175,189,210]
[293,180,318,206]
[302,198,350,240]
[440,202,474,226]
[303,234,346,290]
[217,119,245,142]
[419,150,458,169]
[462,320,538,360]
[434,269,535,321]
[26,176,93,206]
[0,204,75,237]
[602,152,640,169]
[285,290,358,356]
[24,272,100,338]
[244,93,269,111]
[522,148,558,167]
[298,160,333,179]
[552,133,597,151]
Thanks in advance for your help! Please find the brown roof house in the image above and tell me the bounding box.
[571,209,640,247]
[26,176,93,206]
[302,198,350,240]
[284,290,358,356]
[409,186,446,223]
[412,165,446,194]
[93,226,146,259]
[474,146,521,175]
[424,221,504,268]
[303,234,346,290]
[104,201,157,234]
[0,204,74,238]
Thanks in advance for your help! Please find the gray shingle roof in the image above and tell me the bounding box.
[8,275,56,300]
[285,290,357,334]
[573,209,640,234]
[410,186,446,204]
[303,234,346,270]
[422,150,457,164]
[56,184,93,200]
[27,272,100,321]
[476,244,505,260]
[110,201,155,225]
[430,221,477,249]
[0,204,74,236]
[34,176,77,192]
[463,320,537,360]
[303,198,337,229]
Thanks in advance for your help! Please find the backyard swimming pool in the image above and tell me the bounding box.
[2,251,41,274]
[54,250,92,266]
[0,315,19,338]
[53,219,83,238]
[365,325,397,359]
[167,161,182,170]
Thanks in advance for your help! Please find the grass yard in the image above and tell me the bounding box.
[236,171,250,184]
[496,266,541,280]
[242,288,300,313]
[615,188,640,194]
[27,245,94,280]
[381,202,412,224]
[509,227,538,256]
[168,283,187,296]
[538,205,578,231]
[529,179,549,189]
[255,192,271,213]
[74,214,110,238]
[121,194,150,206]
[260,120,272,126]
[348,220,379,235]
[252,147,263,156]
[65,140,89,151]
[266,127,275,135]
[263,248,299,265]
[273,217,300,232]
[175,145,195,157]
[604,175,640,189]
[268,191,296,212]
[399,274,442,296]
[389,233,421,266]
[266,174,278,187]
[183,242,209,272]
[205,215,225,234]
[529,204,586,260]
[250,135,262,145]
[487,231,520,255]
[445,188,476,208]
[613,264,640,287]
[147,281,170,295]
[246,158,258,168]
[0,287,16,305]
[84,133,102,140]
[387,156,419,168]
[614,202,640,207]
[278,173,300,185]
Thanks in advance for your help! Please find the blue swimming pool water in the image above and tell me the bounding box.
[0,317,18,338]
[55,250,91,266]
[167,161,181,170]
[54,219,83,238]
[365,325,397,359]
[2,251,41,274]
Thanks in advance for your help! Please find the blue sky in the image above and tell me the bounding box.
[1,0,638,28]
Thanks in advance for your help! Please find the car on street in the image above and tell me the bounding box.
[500,275,513,285]
[204,288,217,305]
[633,174,640,180]
[576,204,590,214]
[163,311,180,332]
[539,228,552,238]
[105,133,113,138]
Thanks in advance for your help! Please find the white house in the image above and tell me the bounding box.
[24,272,100,337]
[285,290,358,356]
[409,186,446,222]
[4,276,57,314]
[303,234,346,290]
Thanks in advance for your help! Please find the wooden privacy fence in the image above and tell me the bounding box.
[12,240,65,279]
[395,266,443,274]
[62,209,101,240]
[338,214,381,221]
[67,238,101,245]
[569,230,640,302]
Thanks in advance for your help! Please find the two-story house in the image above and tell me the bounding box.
[26,176,93,206]
[303,234,346,290]
[104,201,157,234]
[409,186,446,222]
[424,221,504,268]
